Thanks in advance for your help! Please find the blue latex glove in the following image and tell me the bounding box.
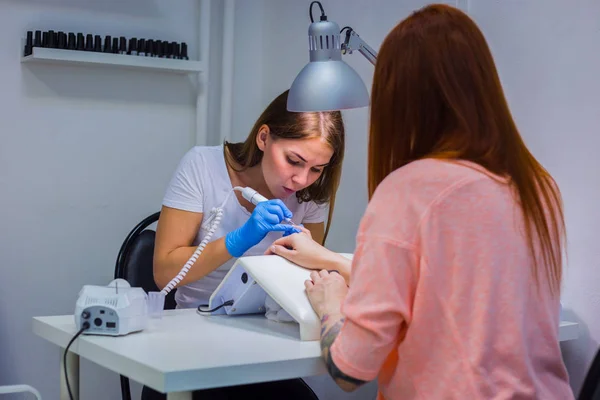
[283,223,304,237]
[225,199,301,257]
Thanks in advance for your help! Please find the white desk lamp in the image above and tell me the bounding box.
[287,0,378,112]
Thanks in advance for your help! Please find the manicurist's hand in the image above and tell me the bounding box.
[225,199,300,257]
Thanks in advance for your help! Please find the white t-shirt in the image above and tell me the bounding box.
[162,145,327,309]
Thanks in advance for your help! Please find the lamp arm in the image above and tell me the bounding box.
[341,28,377,65]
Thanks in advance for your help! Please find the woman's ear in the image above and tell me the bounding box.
[256,124,270,151]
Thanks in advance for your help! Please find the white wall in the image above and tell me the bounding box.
[229,1,266,144]
[0,1,203,398]
[232,0,600,397]
[468,0,600,394]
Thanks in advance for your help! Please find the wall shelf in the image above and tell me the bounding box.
[21,47,203,75]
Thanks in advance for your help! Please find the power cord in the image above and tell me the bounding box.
[64,321,89,400]
[197,299,234,314]
[160,187,243,296]
[309,1,327,23]
[160,206,224,296]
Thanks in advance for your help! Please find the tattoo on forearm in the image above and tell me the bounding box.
[320,314,367,390]
[320,314,330,336]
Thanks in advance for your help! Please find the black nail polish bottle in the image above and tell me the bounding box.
[48,30,56,48]
[164,41,171,58]
[103,35,112,53]
[77,33,85,51]
[128,38,138,55]
[59,32,67,49]
[168,41,175,59]
[164,41,172,58]
[119,37,127,54]
[58,31,66,49]
[172,42,180,59]
[153,40,161,57]
[137,38,146,56]
[68,33,76,50]
[24,31,33,56]
[112,37,119,54]
[180,42,188,60]
[93,35,102,52]
[42,32,48,48]
[161,41,168,58]
[34,30,42,48]
[145,39,153,57]
[85,34,94,51]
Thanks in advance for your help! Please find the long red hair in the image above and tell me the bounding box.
[368,4,565,294]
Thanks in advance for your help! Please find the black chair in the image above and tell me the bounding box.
[579,347,600,400]
[114,211,177,400]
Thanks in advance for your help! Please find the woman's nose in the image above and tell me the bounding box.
[292,169,310,186]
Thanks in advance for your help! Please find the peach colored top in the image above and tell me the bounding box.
[330,159,573,400]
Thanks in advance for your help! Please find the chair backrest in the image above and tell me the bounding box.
[579,347,600,400]
[115,212,179,400]
[114,212,177,310]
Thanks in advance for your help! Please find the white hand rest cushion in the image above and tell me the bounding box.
[233,253,353,340]
[264,295,296,323]
[238,255,317,328]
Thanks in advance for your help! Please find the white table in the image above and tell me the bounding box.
[33,308,580,400]
[33,308,326,400]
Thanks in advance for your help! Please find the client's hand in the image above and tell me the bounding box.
[264,232,331,270]
[283,224,312,239]
[305,270,348,319]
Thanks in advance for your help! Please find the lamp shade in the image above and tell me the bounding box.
[288,60,369,112]
[287,19,369,112]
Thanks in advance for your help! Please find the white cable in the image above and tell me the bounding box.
[160,186,245,295]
